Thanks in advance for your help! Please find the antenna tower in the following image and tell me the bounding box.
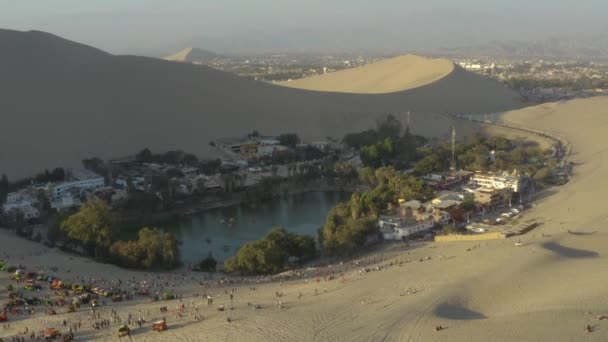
[450,126,456,170]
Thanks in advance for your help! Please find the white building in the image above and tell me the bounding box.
[431,191,465,208]
[258,139,286,156]
[2,190,39,216]
[311,141,330,151]
[470,172,522,192]
[50,194,81,210]
[52,169,105,199]
[379,212,449,240]
[20,205,40,220]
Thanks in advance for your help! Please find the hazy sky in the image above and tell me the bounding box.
[2,1,607,54]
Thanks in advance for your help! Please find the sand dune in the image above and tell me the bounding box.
[277,55,454,94]
[0,29,522,178]
[165,47,195,61]
[164,47,222,62]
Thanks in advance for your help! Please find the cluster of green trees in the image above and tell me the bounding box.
[109,227,179,269]
[243,176,282,202]
[320,166,430,255]
[82,158,109,180]
[59,199,180,269]
[136,148,199,166]
[343,115,425,168]
[505,76,608,91]
[1,169,66,199]
[60,199,116,258]
[277,133,301,148]
[224,227,316,275]
[0,174,8,203]
[412,133,554,181]
[253,145,327,166]
[194,254,218,272]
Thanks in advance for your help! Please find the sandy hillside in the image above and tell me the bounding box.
[0,29,522,179]
[277,55,454,94]
[164,47,222,62]
[165,47,194,61]
[3,97,608,341]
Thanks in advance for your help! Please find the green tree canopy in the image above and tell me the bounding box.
[277,133,301,148]
[110,227,180,269]
[224,227,317,275]
[60,199,116,258]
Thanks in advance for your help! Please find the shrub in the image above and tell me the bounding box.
[195,255,218,272]
[110,227,180,270]
[224,228,317,275]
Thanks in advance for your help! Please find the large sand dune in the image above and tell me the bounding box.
[277,55,455,94]
[2,97,608,340]
[0,29,521,179]
[164,47,222,62]
[165,47,195,61]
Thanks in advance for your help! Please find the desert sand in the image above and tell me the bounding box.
[0,29,522,179]
[3,97,608,341]
[164,47,221,62]
[276,55,454,94]
[165,47,195,62]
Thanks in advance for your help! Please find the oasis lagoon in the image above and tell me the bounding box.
[165,191,351,263]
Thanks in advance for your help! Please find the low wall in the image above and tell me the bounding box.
[435,232,506,242]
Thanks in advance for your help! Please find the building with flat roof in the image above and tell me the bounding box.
[431,191,465,208]
[474,187,512,208]
[2,189,40,219]
[215,136,285,156]
[470,172,523,192]
[379,211,449,240]
[52,169,105,199]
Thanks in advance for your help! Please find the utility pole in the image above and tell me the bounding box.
[450,126,456,171]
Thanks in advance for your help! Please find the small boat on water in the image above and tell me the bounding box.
[205,237,212,244]
[182,208,201,217]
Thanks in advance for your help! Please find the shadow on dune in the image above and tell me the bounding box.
[567,230,597,236]
[532,188,559,202]
[434,302,487,320]
[542,241,599,258]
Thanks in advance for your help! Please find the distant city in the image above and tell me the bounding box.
[181,52,608,103]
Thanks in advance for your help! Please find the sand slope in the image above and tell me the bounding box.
[277,55,454,94]
[164,47,222,62]
[0,29,522,178]
[165,47,195,61]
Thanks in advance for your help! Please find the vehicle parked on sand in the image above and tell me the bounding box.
[118,325,131,339]
[152,320,167,332]
[44,328,61,341]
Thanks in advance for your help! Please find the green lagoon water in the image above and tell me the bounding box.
[165,191,350,263]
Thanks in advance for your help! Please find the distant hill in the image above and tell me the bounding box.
[277,55,454,94]
[164,47,223,63]
[438,36,608,61]
[0,29,523,179]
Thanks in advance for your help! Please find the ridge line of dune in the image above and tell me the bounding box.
[275,54,455,94]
